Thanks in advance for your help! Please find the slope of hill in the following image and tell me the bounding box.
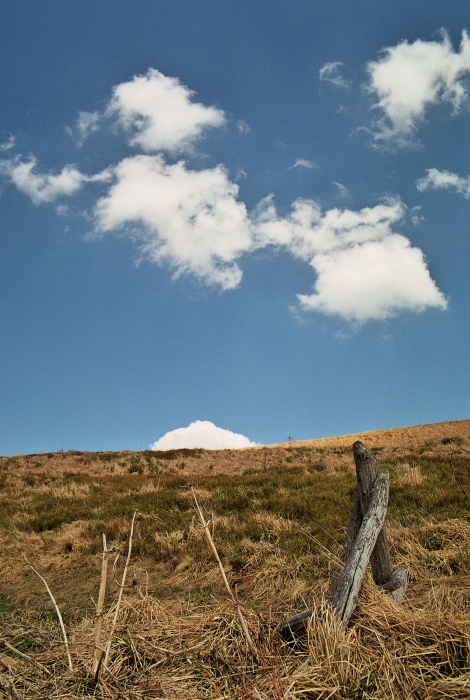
[0,419,469,698]
[3,418,469,477]
[284,417,470,450]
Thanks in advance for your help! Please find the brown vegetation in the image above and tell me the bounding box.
[0,419,469,698]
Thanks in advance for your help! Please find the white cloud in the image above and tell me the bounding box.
[297,235,447,322]
[87,143,446,322]
[0,155,111,205]
[254,197,447,322]
[108,68,226,153]
[0,156,88,204]
[289,158,316,170]
[254,197,405,259]
[93,154,253,290]
[253,195,322,258]
[150,420,259,450]
[417,167,470,197]
[0,67,448,325]
[319,62,349,88]
[367,30,470,145]
[3,149,446,322]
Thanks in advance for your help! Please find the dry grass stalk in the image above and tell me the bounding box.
[2,574,469,698]
[92,532,112,681]
[101,510,137,675]
[0,655,13,672]
[191,487,258,659]
[2,640,52,677]
[22,553,73,673]
[449,450,470,505]
[0,676,20,700]
[395,461,425,487]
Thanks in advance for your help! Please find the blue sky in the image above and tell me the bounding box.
[1,1,469,454]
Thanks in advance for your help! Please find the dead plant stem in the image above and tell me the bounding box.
[22,554,73,673]
[191,487,257,659]
[101,510,137,674]
[449,450,470,505]
[92,533,112,681]
[2,639,52,676]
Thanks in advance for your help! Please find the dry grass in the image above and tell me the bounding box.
[1,572,469,699]
[394,462,425,487]
[0,419,469,698]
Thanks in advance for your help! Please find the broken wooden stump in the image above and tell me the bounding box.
[279,441,408,639]
[379,567,408,604]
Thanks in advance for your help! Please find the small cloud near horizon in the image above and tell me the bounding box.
[150,420,259,450]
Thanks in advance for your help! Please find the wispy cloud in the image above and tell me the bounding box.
[150,420,259,450]
[367,30,470,146]
[289,158,316,170]
[332,181,349,198]
[410,205,424,225]
[417,167,470,197]
[0,135,16,152]
[236,119,251,134]
[75,110,102,146]
[319,62,350,88]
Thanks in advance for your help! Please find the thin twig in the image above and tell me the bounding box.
[449,450,470,505]
[0,655,13,673]
[2,640,51,676]
[22,554,74,673]
[101,510,137,674]
[92,533,111,681]
[191,488,257,659]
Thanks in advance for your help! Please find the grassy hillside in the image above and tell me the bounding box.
[1,420,469,698]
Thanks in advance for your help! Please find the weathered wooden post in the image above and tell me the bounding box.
[279,441,407,638]
[336,442,407,603]
[353,441,393,584]
[329,468,390,628]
